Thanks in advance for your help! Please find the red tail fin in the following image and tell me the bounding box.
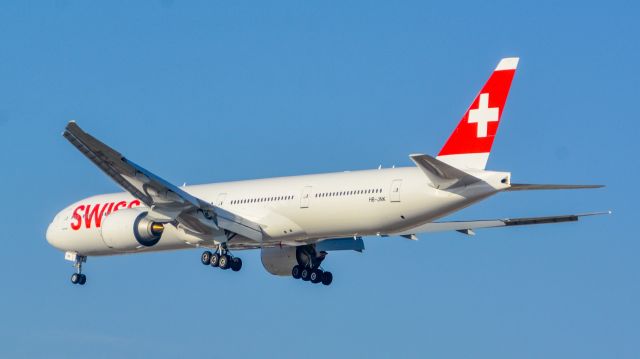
[437,57,519,170]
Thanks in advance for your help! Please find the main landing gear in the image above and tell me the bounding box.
[200,245,242,272]
[291,245,333,286]
[67,252,87,286]
[291,265,333,286]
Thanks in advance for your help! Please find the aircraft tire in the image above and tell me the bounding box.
[210,253,220,267]
[291,265,302,279]
[201,251,212,265]
[219,254,230,270]
[301,267,311,281]
[231,257,242,272]
[310,269,323,284]
[321,272,333,286]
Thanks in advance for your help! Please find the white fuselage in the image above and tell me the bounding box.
[46,166,510,256]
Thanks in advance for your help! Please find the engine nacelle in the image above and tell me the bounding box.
[100,208,165,252]
[261,245,326,276]
[261,247,299,276]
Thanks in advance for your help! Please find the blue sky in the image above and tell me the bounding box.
[0,1,637,358]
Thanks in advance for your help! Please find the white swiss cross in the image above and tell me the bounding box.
[467,93,499,138]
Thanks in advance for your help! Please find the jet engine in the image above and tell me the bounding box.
[261,245,326,276]
[261,247,298,276]
[100,208,165,252]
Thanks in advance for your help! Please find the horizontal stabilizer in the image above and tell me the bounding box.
[505,184,604,191]
[392,211,610,237]
[410,154,480,190]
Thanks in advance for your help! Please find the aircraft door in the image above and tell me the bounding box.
[216,193,227,206]
[300,186,312,208]
[390,179,402,202]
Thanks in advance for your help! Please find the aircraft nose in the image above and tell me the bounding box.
[46,221,66,251]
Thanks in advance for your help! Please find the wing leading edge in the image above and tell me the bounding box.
[63,121,263,242]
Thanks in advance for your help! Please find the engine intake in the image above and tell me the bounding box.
[101,208,165,252]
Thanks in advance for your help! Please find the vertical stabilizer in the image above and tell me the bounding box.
[436,57,519,170]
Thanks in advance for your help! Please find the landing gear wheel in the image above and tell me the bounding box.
[201,251,212,265]
[300,267,311,281]
[68,254,87,285]
[219,254,231,270]
[310,269,323,284]
[231,257,242,272]
[210,253,220,267]
[321,271,333,286]
[291,265,302,279]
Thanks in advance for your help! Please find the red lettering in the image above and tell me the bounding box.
[71,200,142,231]
[70,205,84,231]
[104,202,115,216]
[84,203,110,229]
[113,201,127,211]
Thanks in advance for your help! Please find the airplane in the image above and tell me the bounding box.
[46,57,608,287]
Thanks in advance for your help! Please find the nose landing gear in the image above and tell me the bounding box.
[66,252,87,286]
[200,245,242,272]
[71,272,86,285]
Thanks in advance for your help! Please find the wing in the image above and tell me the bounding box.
[63,121,263,242]
[393,212,610,238]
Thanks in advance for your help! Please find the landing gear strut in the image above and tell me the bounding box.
[67,252,87,285]
[200,244,242,272]
[291,245,333,286]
